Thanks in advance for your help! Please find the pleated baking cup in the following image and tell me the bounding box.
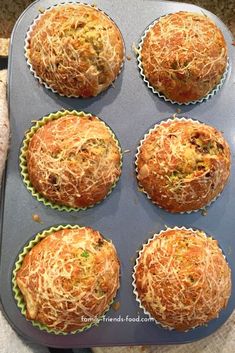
[135,117,227,214]
[132,226,230,332]
[12,224,117,335]
[137,15,229,105]
[19,109,122,212]
[24,1,125,98]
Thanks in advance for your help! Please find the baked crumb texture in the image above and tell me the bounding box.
[26,3,124,97]
[140,11,228,103]
[136,118,230,213]
[24,112,121,209]
[133,227,231,331]
[15,226,120,333]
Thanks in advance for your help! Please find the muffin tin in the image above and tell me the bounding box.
[0,0,235,348]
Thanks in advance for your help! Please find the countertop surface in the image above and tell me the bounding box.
[0,0,234,42]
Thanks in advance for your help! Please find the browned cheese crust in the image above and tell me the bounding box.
[16,227,120,333]
[134,228,231,331]
[141,12,227,103]
[136,119,230,213]
[26,114,121,208]
[27,4,124,97]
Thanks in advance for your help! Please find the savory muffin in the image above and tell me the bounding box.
[136,118,230,213]
[25,4,124,97]
[140,11,228,103]
[25,112,121,209]
[15,226,120,333]
[133,227,231,331]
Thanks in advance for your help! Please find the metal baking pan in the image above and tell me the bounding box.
[1,0,235,348]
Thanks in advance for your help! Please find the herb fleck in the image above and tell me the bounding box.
[81,250,89,258]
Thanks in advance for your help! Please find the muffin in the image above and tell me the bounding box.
[133,227,231,331]
[139,11,228,103]
[136,118,230,213]
[21,111,121,210]
[25,3,124,97]
[14,225,120,333]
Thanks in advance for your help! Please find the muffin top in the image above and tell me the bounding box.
[140,11,227,103]
[26,4,124,97]
[134,228,231,331]
[16,227,120,333]
[136,119,230,213]
[26,113,121,208]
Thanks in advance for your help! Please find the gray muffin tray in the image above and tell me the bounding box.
[1,0,235,349]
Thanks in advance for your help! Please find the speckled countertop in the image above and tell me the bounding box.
[0,0,234,55]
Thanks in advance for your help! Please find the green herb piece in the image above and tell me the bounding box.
[81,250,89,258]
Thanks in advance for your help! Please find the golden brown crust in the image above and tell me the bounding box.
[134,228,231,331]
[16,227,120,333]
[136,119,230,213]
[141,12,227,103]
[26,113,121,208]
[27,4,124,97]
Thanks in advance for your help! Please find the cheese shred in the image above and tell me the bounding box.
[134,228,231,331]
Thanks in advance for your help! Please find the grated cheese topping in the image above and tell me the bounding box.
[26,4,124,97]
[140,12,228,103]
[134,228,231,331]
[136,119,231,213]
[26,113,121,208]
[16,227,120,333]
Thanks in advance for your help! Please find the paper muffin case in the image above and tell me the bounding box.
[132,226,228,332]
[12,224,116,335]
[24,2,125,98]
[19,109,122,212]
[137,15,229,106]
[135,117,223,214]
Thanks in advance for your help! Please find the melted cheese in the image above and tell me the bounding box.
[140,12,227,102]
[26,113,121,208]
[136,119,230,212]
[16,227,120,333]
[26,4,124,97]
[134,228,231,331]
